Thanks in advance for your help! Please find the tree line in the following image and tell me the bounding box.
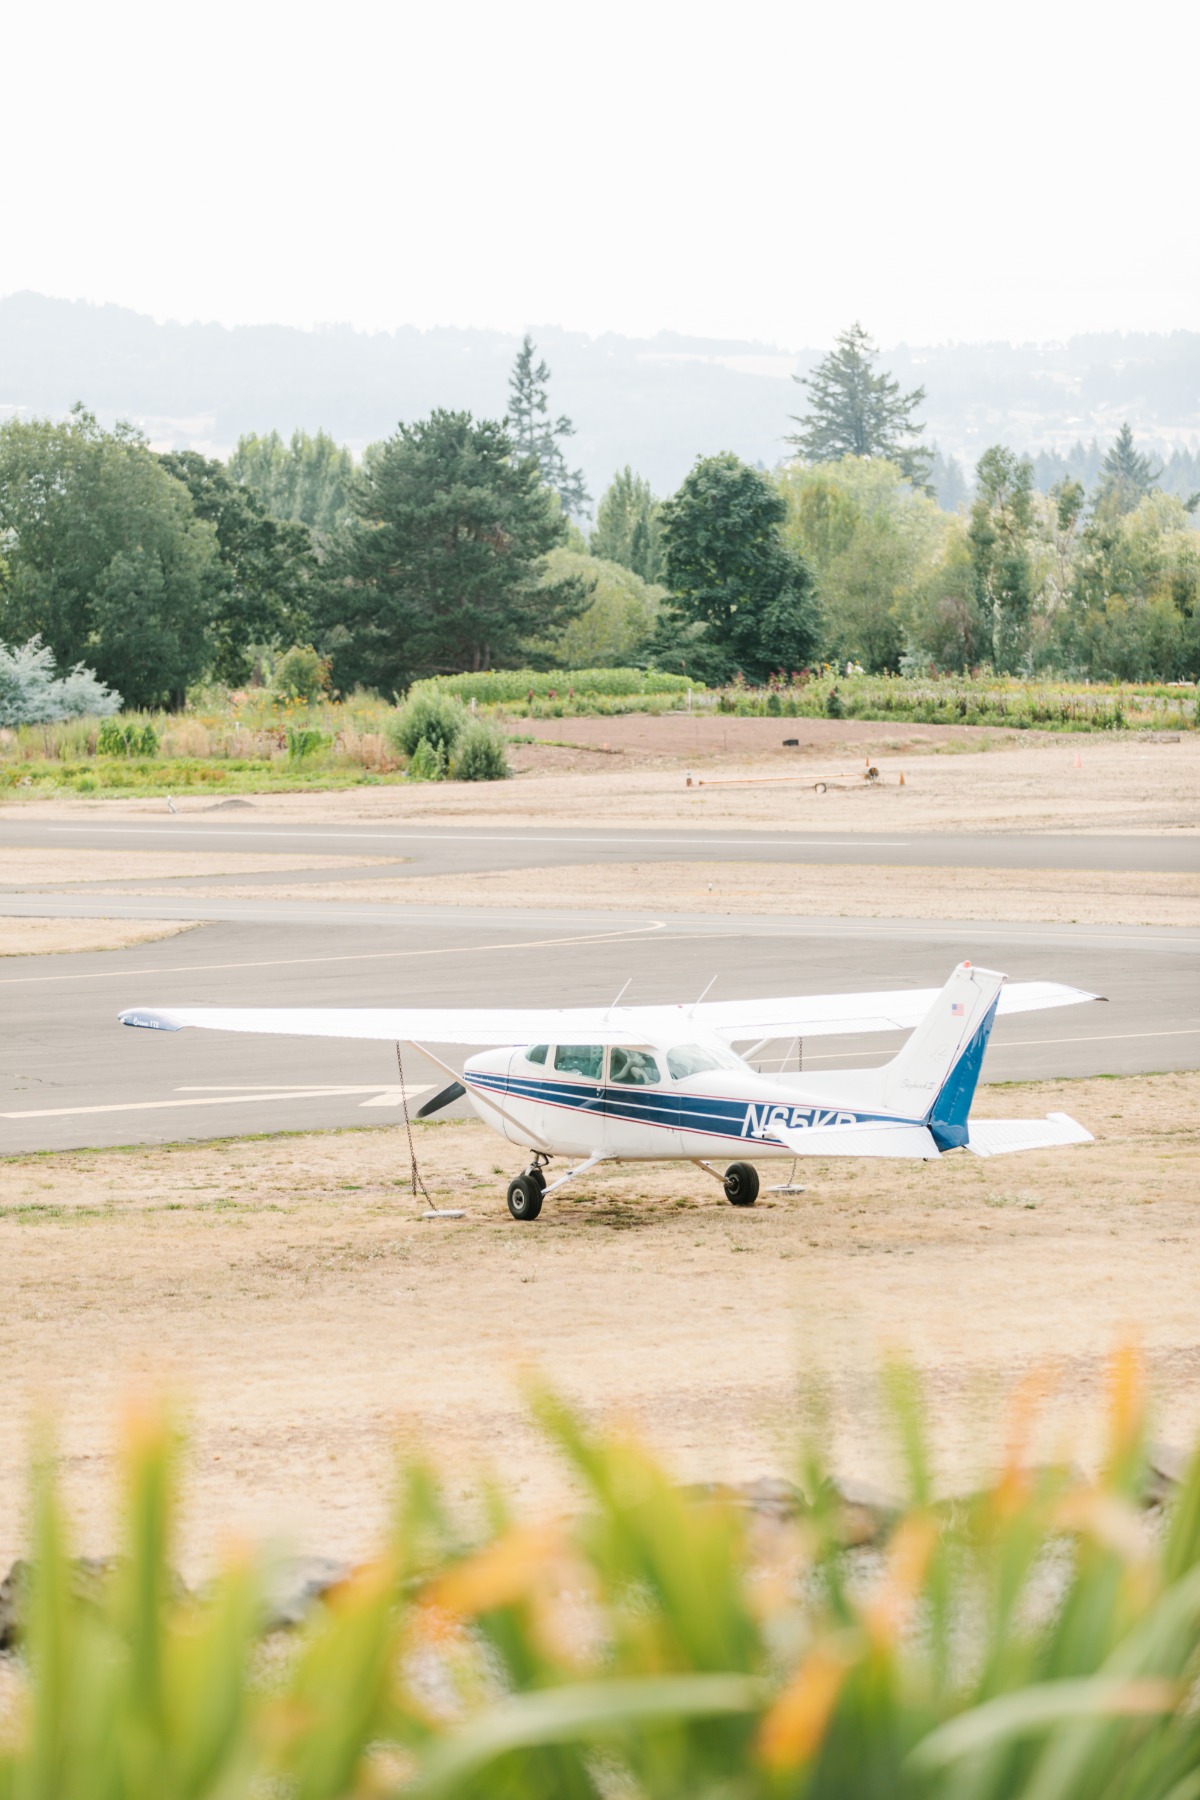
[1,327,1197,709]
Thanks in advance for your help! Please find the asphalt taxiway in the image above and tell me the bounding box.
[2,899,1196,1153]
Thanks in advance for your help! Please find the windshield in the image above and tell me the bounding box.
[667,1043,739,1080]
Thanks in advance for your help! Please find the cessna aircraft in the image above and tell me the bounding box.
[121,961,1099,1221]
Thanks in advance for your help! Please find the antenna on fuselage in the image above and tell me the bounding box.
[606,977,632,1019]
[689,974,718,1015]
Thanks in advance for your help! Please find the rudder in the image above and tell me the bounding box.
[879,962,1006,1148]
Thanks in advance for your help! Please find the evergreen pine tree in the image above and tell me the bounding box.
[507,334,591,519]
[787,323,931,484]
[1093,422,1162,519]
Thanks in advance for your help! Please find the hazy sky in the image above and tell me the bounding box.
[4,0,1195,348]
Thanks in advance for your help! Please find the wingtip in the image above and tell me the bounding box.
[119,1009,181,1031]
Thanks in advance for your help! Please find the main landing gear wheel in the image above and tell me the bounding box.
[507,1173,544,1221]
[724,1162,760,1207]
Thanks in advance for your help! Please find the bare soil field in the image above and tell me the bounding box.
[1,1070,1196,1576]
[0,918,198,957]
[5,724,1196,834]
[116,861,1200,928]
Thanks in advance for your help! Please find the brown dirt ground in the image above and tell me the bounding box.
[111,862,1200,928]
[0,919,198,958]
[0,1070,1196,1577]
[3,727,1198,834]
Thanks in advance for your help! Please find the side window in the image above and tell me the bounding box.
[526,1044,548,1065]
[609,1048,662,1086]
[554,1044,603,1080]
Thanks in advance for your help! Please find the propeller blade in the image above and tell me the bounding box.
[416,1080,466,1119]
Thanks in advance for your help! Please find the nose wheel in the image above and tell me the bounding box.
[507,1165,546,1221]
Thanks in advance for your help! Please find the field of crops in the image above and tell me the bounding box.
[712,671,1198,732]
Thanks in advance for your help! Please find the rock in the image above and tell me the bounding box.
[828,1477,902,1546]
[260,1555,354,1632]
[1143,1442,1190,1507]
[0,1556,190,1649]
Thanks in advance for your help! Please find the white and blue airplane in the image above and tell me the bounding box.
[121,961,1099,1220]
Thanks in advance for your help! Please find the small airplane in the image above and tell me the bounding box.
[120,961,1100,1221]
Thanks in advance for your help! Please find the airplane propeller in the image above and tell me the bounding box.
[416,1080,466,1118]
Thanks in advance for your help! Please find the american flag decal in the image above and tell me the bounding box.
[951,1001,964,1015]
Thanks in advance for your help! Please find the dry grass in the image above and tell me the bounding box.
[0,849,406,885]
[0,918,198,957]
[1,1069,1197,1576]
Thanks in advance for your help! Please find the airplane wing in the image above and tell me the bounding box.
[119,979,1101,1049]
[118,1004,706,1046]
[692,979,1101,1043]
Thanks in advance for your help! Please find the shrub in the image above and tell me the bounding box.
[0,636,122,726]
[273,643,331,704]
[406,736,447,780]
[388,689,467,759]
[285,725,328,760]
[97,719,159,756]
[450,716,510,780]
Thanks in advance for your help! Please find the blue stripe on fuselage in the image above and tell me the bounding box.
[465,1071,909,1145]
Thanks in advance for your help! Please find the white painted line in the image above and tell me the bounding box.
[1,1083,432,1121]
[0,921,668,984]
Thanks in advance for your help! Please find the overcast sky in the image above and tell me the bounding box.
[4,0,1195,349]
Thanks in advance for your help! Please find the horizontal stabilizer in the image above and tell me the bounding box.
[765,1120,940,1159]
[966,1113,1093,1157]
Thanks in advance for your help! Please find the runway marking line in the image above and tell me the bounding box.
[1,1083,433,1121]
[0,921,668,985]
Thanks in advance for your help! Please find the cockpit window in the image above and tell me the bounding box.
[526,1044,548,1065]
[554,1044,603,1079]
[667,1044,732,1080]
[608,1048,661,1086]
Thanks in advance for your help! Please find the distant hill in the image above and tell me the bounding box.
[3,292,1199,505]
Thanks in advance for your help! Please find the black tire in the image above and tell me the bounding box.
[724,1161,760,1207]
[507,1174,544,1221]
[526,1166,546,1192]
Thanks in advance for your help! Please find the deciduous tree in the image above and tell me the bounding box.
[228,429,355,537]
[589,467,663,581]
[658,454,819,683]
[0,408,221,708]
[968,447,1036,672]
[158,451,314,683]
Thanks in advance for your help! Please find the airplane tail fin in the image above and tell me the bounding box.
[879,962,1005,1149]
